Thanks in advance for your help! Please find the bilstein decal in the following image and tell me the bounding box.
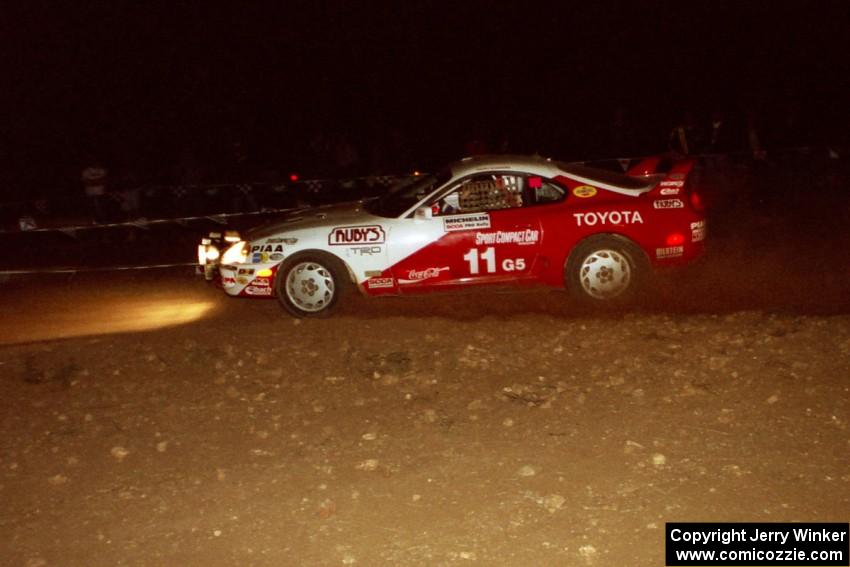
[656,246,684,259]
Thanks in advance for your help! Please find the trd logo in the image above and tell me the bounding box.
[349,246,383,256]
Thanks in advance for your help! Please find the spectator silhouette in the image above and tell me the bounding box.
[745,109,767,161]
[81,157,108,224]
[707,109,734,154]
[668,111,703,157]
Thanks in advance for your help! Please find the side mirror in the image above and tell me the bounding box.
[414,205,433,220]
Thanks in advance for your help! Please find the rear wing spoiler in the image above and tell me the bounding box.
[627,155,703,210]
[626,156,695,179]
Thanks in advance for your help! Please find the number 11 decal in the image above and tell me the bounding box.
[464,247,526,274]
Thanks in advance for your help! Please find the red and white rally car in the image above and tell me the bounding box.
[198,155,706,316]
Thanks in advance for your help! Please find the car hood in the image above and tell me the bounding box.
[245,200,380,241]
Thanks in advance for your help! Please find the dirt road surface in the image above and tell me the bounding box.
[1,233,849,566]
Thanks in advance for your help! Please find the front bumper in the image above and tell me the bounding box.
[219,263,277,297]
[198,231,279,298]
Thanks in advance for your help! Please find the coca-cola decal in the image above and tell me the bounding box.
[398,266,449,284]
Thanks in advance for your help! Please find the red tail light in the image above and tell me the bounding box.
[689,190,704,212]
[665,232,685,246]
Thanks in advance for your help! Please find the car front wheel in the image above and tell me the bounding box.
[276,253,349,317]
[564,235,648,305]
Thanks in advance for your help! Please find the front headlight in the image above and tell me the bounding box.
[198,238,220,265]
[221,240,248,265]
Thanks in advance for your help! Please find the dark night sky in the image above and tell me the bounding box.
[2,1,849,197]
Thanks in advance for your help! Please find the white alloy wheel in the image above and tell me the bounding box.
[565,235,647,306]
[284,261,336,314]
[578,248,632,300]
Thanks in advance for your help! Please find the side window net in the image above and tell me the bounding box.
[456,175,523,212]
[533,181,565,204]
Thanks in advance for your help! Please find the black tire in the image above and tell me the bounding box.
[564,234,649,306]
[275,252,351,317]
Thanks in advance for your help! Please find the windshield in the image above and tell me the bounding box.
[366,170,451,217]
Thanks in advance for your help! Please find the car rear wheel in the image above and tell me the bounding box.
[276,253,349,317]
[565,235,648,305]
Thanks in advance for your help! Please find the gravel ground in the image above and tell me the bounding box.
[1,218,850,566]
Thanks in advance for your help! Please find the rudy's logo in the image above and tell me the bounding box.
[329,225,386,245]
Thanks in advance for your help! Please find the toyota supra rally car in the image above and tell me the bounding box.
[198,154,706,316]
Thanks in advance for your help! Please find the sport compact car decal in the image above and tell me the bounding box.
[474,229,539,246]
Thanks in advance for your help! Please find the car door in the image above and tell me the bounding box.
[388,172,543,292]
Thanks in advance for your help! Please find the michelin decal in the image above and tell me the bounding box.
[443,213,491,232]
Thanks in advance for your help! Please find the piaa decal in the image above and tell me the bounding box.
[251,244,284,253]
